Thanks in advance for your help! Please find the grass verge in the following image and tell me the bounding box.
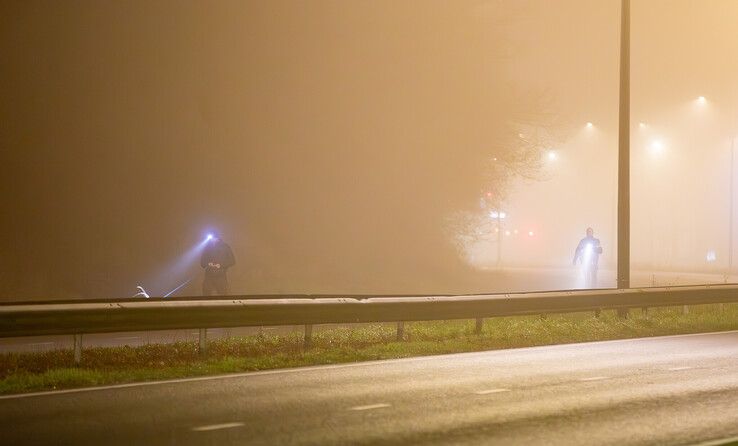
[1,304,737,395]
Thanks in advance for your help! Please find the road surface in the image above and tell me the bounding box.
[2,331,738,445]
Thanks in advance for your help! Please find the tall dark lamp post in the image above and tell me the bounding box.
[617,0,631,317]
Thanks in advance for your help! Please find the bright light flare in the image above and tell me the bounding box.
[586,122,594,128]
[697,96,707,104]
[528,231,535,237]
[649,139,665,156]
[706,250,717,262]
[148,231,215,297]
[547,150,557,161]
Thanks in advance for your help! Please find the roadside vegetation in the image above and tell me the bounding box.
[2,304,738,395]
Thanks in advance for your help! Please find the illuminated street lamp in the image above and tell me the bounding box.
[648,139,665,156]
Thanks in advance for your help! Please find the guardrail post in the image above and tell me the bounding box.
[304,324,313,349]
[396,321,405,341]
[198,328,208,355]
[73,334,82,364]
[475,318,483,334]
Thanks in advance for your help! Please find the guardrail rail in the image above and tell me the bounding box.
[2,284,737,362]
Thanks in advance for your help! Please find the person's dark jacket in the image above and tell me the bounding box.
[200,240,236,277]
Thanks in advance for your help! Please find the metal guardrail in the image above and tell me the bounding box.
[1,284,737,361]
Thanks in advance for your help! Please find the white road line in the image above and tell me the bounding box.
[191,422,244,432]
[114,337,140,341]
[27,342,55,346]
[579,376,609,382]
[349,403,391,411]
[475,388,511,395]
[689,434,738,446]
[667,366,693,371]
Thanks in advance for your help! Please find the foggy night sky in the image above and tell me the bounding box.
[2,0,738,299]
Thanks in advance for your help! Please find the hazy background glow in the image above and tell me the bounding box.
[2,0,738,299]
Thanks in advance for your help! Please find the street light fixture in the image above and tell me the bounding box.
[649,139,665,156]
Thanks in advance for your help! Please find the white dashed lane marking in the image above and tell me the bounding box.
[667,366,693,371]
[26,342,55,346]
[191,422,245,432]
[475,388,511,395]
[349,403,391,411]
[578,376,609,382]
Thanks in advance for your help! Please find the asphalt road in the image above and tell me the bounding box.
[1,268,731,354]
[3,331,738,445]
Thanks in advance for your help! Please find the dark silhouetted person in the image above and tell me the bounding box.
[573,227,602,289]
[201,235,236,296]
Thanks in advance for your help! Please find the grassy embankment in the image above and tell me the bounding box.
[1,304,737,395]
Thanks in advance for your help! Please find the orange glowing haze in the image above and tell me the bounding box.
[2,0,738,298]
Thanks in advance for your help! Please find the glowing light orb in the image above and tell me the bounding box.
[649,139,665,156]
[706,250,717,262]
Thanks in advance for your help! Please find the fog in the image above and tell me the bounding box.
[2,0,738,299]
